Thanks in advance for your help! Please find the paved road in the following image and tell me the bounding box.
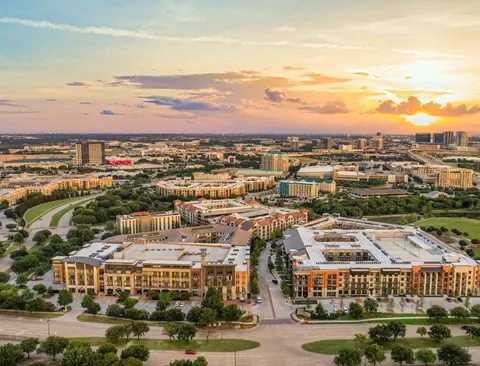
[0,314,476,366]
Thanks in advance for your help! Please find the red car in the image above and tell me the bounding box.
[185,350,197,355]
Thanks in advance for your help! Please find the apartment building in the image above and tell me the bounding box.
[75,141,106,166]
[279,180,336,198]
[52,225,252,300]
[174,198,308,240]
[260,151,290,172]
[435,168,474,189]
[0,174,113,205]
[283,216,480,299]
[116,211,181,234]
[456,131,469,147]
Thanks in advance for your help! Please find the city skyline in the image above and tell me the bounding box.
[1,0,480,133]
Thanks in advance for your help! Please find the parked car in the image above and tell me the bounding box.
[175,301,180,307]
[272,279,278,284]
[457,297,464,303]
[446,297,452,302]
[180,302,185,307]
[256,296,262,304]
[185,350,197,355]
[405,298,411,303]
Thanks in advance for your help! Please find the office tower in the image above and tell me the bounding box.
[316,137,333,149]
[415,133,432,143]
[287,136,300,151]
[369,135,384,150]
[443,131,455,146]
[456,131,469,146]
[75,141,106,166]
[435,168,474,189]
[261,151,289,172]
[433,133,444,144]
[356,138,367,150]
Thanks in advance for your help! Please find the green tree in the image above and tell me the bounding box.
[106,304,125,318]
[86,301,101,317]
[349,302,364,319]
[388,321,406,342]
[123,298,138,309]
[251,277,260,295]
[130,321,150,340]
[428,324,452,342]
[32,283,47,294]
[437,345,471,366]
[364,344,386,366]
[0,343,24,366]
[450,307,470,323]
[120,344,149,362]
[333,348,363,366]
[199,308,217,326]
[120,357,142,366]
[163,322,179,341]
[96,343,118,356]
[81,294,95,309]
[37,335,69,360]
[390,344,415,366]
[20,337,39,359]
[16,273,28,287]
[223,304,243,322]
[0,272,10,283]
[61,342,99,366]
[416,326,427,339]
[415,349,436,366]
[363,299,379,314]
[156,299,169,311]
[470,304,480,321]
[426,305,448,323]
[102,352,120,366]
[177,323,197,344]
[368,324,392,344]
[186,306,203,324]
[106,325,127,344]
[57,289,74,308]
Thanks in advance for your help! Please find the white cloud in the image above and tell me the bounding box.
[391,49,463,58]
[276,24,296,32]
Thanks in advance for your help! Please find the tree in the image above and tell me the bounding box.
[416,326,427,339]
[120,357,142,366]
[37,335,69,360]
[251,277,260,295]
[163,322,179,341]
[177,323,197,344]
[0,343,24,366]
[20,337,39,358]
[120,344,149,362]
[415,349,436,366]
[437,345,471,366]
[186,306,203,324]
[390,344,415,366]
[165,308,185,322]
[130,321,150,340]
[81,294,95,309]
[349,302,364,319]
[16,273,28,287]
[368,324,392,344]
[313,303,329,320]
[388,321,406,342]
[102,352,120,366]
[363,299,379,314]
[470,304,480,321]
[169,357,208,366]
[96,343,118,356]
[364,344,386,366]
[426,305,448,323]
[58,289,74,308]
[156,299,169,311]
[223,304,243,322]
[0,272,10,283]
[333,348,362,366]
[123,298,138,309]
[428,324,452,342]
[106,304,125,318]
[32,283,47,294]
[106,325,128,344]
[61,342,99,366]
[450,307,470,323]
[117,291,130,303]
[86,301,101,317]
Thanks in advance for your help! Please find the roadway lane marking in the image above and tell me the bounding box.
[15,330,26,336]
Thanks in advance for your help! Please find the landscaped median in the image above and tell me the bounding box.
[70,337,260,352]
[49,197,95,227]
[302,335,478,355]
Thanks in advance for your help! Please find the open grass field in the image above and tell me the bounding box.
[417,217,480,238]
[24,196,90,226]
[303,335,478,355]
[70,337,260,352]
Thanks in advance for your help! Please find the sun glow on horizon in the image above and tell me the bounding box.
[404,113,439,126]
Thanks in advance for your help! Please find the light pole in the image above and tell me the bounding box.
[47,319,50,336]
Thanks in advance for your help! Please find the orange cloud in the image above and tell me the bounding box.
[375,96,480,116]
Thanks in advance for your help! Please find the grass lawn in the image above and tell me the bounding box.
[303,335,479,355]
[417,217,480,238]
[0,310,63,318]
[24,196,89,226]
[367,216,407,224]
[77,314,134,324]
[70,338,260,352]
[49,198,93,227]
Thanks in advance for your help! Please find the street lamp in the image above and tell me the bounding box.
[46,319,50,336]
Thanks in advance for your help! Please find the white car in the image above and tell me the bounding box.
[180,302,185,307]
[175,301,180,307]
[191,301,197,306]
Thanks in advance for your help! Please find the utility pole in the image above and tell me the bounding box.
[47,319,50,336]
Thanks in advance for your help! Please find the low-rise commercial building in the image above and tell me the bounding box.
[116,211,181,234]
[283,216,480,299]
[175,198,308,240]
[279,180,336,198]
[52,225,252,300]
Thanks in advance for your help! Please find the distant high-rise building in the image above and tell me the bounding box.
[369,136,384,150]
[415,133,432,144]
[443,131,455,146]
[287,136,300,151]
[456,131,469,146]
[75,141,106,166]
[356,139,367,150]
[261,151,289,172]
[433,133,444,144]
[316,137,333,149]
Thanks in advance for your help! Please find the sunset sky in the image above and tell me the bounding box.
[1,0,479,134]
